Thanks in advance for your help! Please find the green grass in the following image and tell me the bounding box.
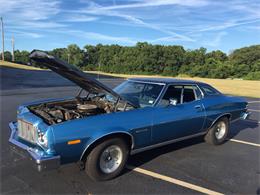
[87,71,260,98]
[1,60,259,98]
[0,60,43,70]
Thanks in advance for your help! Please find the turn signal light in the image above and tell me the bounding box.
[67,139,81,145]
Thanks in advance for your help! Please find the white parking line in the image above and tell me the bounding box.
[248,101,260,103]
[127,165,224,195]
[248,109,260,112]
[229,139,260,147]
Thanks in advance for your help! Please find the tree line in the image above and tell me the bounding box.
[3,43,260,80]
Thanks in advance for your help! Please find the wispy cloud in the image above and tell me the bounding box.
[1,0,259,51]
[9,30,43,38]
[68,30,137,44]
[204,32,227,47]
[193,19,260,33]
[0,0,65,38]
[64,15,98,22]
[0,0,60,20]
[77,1,195,42]
[94,0,209,10]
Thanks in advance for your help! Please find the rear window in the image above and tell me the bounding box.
[200,85,220,96]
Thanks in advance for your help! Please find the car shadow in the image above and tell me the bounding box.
[124,119,259,176]
[127,136,204,168]
[228,119,259,139]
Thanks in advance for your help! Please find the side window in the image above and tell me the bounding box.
[200,85,220,96]
[159,85,182,106]
[183,86,196,103]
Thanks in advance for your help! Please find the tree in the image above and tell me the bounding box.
[14,50,30,64]
[10,43,259,80]
[4,51,12,61]
[67,44,84,67]
[49,48,68,62]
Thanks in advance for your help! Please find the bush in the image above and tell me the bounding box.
[244,72,260,80]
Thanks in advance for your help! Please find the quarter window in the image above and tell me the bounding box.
[200,85,220,95]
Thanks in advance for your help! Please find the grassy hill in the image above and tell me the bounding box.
[0,60,42,70]
[1,60,259,98]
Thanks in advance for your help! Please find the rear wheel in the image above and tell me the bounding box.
[85,138,129,181]
[204,117,229,145]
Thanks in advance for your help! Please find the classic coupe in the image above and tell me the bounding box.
[9,50,249,181]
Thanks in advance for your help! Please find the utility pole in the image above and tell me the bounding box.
[98,62,101,80]
[1,17,4,61]
[67,53,70,64]
[11,36,15,62]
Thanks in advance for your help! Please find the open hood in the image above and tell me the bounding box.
[29,50,137,108]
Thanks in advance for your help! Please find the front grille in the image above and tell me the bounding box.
[17,120,37,143]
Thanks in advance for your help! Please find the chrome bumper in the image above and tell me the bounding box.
[241,111,250,120]
[9,122,60,171]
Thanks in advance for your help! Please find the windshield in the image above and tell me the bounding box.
[114,80,164,107]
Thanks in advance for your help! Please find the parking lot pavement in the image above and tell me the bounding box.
[1,67,259,194]
[1,85,259,194]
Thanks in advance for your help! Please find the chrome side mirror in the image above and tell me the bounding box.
[169,98,178,106]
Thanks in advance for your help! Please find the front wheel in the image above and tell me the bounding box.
[85,138,129,181]
[204,117,229,145]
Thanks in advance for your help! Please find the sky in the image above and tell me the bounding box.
[1,0,260,53]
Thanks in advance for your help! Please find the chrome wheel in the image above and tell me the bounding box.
[215,121,226,139]
[99,145,123,174]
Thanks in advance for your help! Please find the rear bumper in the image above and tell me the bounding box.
[9,122,60,171]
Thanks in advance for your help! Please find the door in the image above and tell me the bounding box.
[152,85,206,144]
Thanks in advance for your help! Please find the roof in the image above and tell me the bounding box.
[128,77,205,85]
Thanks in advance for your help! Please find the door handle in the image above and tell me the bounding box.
[194,105,201,109]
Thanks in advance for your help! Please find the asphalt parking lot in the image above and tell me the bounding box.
[1,67,259,194]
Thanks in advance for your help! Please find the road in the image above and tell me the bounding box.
[1,67,259,194]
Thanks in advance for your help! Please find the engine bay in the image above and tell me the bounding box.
[28,96,125,125]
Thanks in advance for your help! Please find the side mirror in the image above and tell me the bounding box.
[169,98,178,106]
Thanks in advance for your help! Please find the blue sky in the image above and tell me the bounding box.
[1,0,260,53]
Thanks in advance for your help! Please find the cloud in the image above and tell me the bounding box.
[1,0,259,52]
[77,1,195,42]
[75,31,137,44]
[49,29,138,44]
[9,30,43,38]
[0,0,60,20]
[64,15,98,22]
[150,36,190,43]
[95,0,209,10]
[194,19,260,33]
[204,32,227,47]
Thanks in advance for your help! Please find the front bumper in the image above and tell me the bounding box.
[9,122,60,171]
[241,111,250,120]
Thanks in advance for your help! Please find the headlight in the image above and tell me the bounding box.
[38,132,48,147]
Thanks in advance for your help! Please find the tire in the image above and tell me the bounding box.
[85,137,129,181]
[204,117,229,145]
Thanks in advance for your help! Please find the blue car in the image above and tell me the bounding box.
[9,50,249,181]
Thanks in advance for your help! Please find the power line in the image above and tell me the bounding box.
[1,17,4,61]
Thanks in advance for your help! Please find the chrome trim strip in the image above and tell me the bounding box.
[153,84,167,106]
[127,79,166,86]
[130,132,206,155]
[196,84,205,99]
[79,131,135,161]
